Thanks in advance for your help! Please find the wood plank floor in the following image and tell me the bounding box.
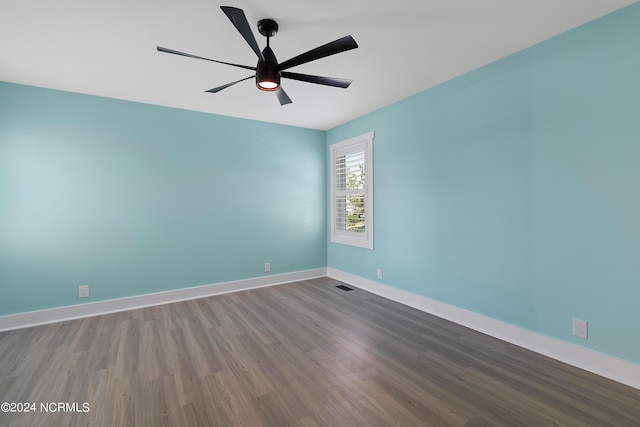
[1,277,638,426]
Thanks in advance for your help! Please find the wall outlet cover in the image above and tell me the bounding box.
[572,318,588,339]
[79,285,89,298]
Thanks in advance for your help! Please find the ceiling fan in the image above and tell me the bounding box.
[157,6,358,105]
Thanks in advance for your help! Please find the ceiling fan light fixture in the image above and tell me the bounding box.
[258,81,279,90]
[257,73,280,91]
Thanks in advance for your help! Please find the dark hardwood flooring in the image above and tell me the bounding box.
[1,277,638,426]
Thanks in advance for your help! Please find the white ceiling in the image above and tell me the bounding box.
[1,0,636,130]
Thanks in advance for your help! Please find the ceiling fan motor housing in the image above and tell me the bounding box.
[256,46,280,91]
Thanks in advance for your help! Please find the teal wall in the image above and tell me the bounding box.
[0,83,326,315]
[327,4,640,364]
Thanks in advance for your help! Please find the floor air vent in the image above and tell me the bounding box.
[336,285,353,291]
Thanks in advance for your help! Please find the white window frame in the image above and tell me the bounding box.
[330,131,374,249]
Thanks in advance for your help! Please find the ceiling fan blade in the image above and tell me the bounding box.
[220,6,265,62]
[281,71,352,88]
[205,76,254,93]
[278,35,358,71]
[275,87,292,105]
[157,46,256,71]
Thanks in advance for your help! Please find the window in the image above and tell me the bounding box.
[330,131,374,249]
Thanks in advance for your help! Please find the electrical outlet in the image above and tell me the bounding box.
[78,285,89,298]
[572,318,588,339]
[265,262,271,273]
[377,268,383,280]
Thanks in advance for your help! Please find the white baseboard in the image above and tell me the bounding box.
[327,268,640,391]
[0,268,327,332]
